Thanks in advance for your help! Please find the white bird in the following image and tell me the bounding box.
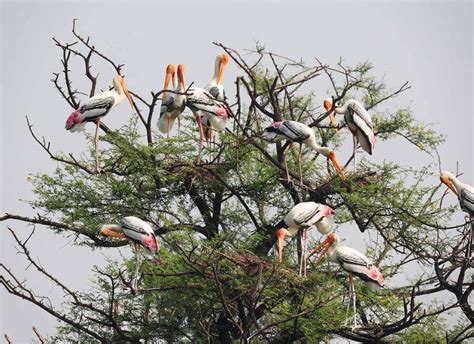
[307,232,384,328]
[323,99,375,172]
[276,202,334,276]
[65,75,134,172]
[440,171,474,266]
[262,120,346,183]
[157,64,186,137]
[100,216,159,292]
[186,87,229,162]
[203,53,229,143]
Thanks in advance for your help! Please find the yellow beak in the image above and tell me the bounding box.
[100,227,125,239]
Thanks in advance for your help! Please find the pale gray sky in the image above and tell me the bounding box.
[1,0,472,342]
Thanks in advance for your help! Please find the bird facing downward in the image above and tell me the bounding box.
[262,120,346,182]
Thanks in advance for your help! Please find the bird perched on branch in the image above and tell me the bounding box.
[100,216,159,292]
[275,202,334,276]
[157,64,187,137]
[307,232,384,328]
[262,120,346,184]
[203,53,229,143]
[65,75,135,173]
[440,171,474,266]
[323,99,375,172]
[186,87,229,162]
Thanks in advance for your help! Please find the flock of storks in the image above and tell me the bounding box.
[64,53,473,328]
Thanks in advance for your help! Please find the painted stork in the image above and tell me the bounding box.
[323,99,375,172]
[100,216,159,292]
[186,87,229,162]
[157,64,187,137]
[262,120,346,183]
[307,232,384,328]
[440,171,474,265]
[276,202,334,276]
[65,75,134,173]
[203,53,229,143]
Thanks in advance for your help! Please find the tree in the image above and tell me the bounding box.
[1,20,472,343]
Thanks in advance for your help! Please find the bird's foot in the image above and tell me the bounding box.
[147,257,162,265]
[95,167,105,174]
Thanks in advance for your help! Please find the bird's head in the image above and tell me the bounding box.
[323,98,339,131]
[143,233,158,254]
[177,64,186,90]
[216,53,229,84]
[276,227,290,263]
[65,110,82,131]
[323,98,333,111]
[440,171,457,195]
[163,64,176,97]
[323,149,346,180]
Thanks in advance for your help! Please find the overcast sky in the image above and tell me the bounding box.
[1,0,472,342]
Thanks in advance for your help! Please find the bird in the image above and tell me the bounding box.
[307,232,384,328]
[203,53,229,143]
[186,87,229,162]
[100,216,159,292]
[323,99,375,172]
[261,120,346,184]
[157,64,187,137]
[65,75,135,173]
[440,171,474,266]
[275,202,334,276]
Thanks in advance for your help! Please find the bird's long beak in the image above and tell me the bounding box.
[120,79,135,111]
[328,151,346,180]
[276,228,285,263]
[163,64,175,98]
[440,176,457,195]
[307,235,333,265]
[216,54,229,85]
[177,64,186,91]
[100,227,126,239]
[323,99,338,132]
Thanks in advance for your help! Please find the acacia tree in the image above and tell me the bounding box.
[1,21,473,343]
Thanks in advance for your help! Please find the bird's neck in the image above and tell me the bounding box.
[450,175,464,192]
[211,57,220,84]
[305,134,325,155]
[334,101,349,114]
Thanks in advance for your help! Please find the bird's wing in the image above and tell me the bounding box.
[348,104,375,155]
[281,121,311,142]
[186,88,223,116]
[120,216,149,241]
[160,94,175,116]
[348,101,373,128]
[336,246,372,268]
[79,96,116,121]
[293,203,323,227]
[460,187,474,214]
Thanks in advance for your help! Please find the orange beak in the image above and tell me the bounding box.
[323,99,338,132]
[163,64,175,98]
[216,54,229,85]
[307,235,334,265]
[100,227,126,239]
[440,176,457,195]
[328,151,346,180]
[120,78,135,111]
[276,228,286,263]
[177,64,185,91]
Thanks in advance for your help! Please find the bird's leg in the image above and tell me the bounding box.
[132,243,141,294]
[303,227,308,277]
[298,229,303,277]
[298,144,303,186]
[167,118,170,139]
[196,115,204,163]
[283,154,292,184]
[349,274,358,329]
[353,135,357,173]
[468,219,474,267]
[95,119,102,173]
